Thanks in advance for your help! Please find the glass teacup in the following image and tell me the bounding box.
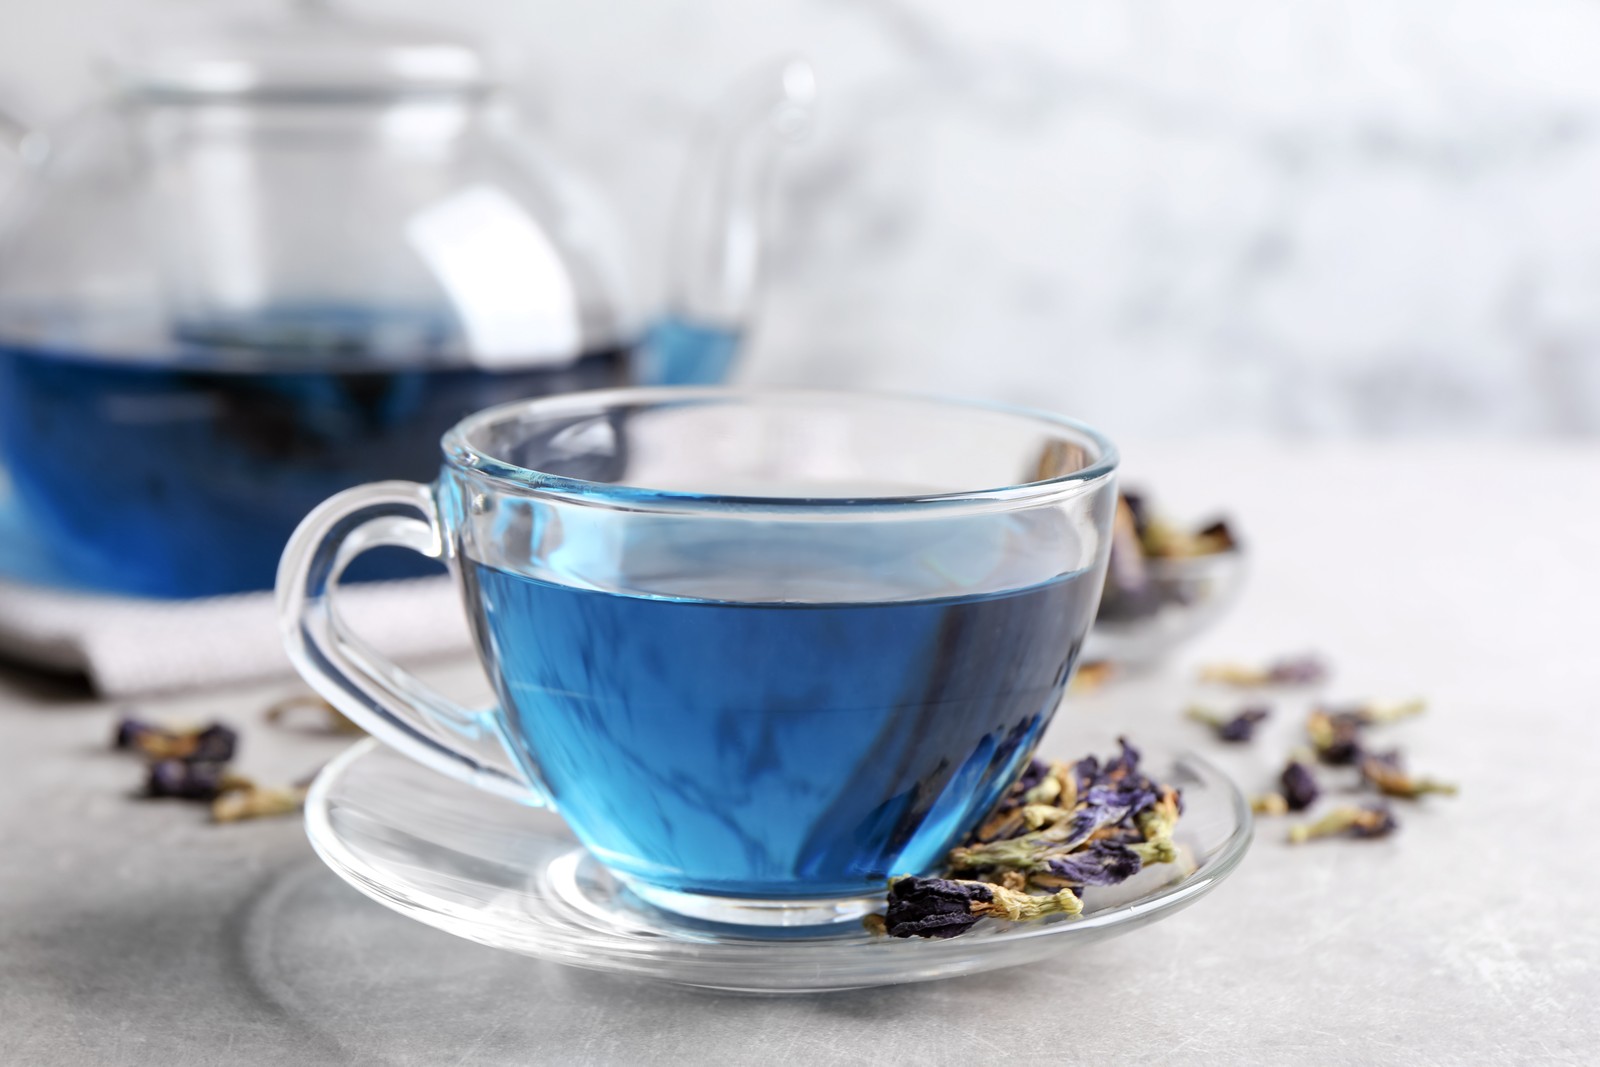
[278,387,1118,926]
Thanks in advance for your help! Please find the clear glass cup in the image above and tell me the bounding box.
[278,387,1119,927]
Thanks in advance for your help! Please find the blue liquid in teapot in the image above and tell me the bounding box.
[0,310,713,598]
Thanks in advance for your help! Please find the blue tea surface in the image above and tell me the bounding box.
[464,562,1097,899]
[0,321,626,597]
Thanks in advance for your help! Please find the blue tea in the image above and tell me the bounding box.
[0,310,744,597]
[463,562,1098,900]
[0,341,625,597]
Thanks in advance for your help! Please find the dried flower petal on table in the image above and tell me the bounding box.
[1337,698,1427,726]
[1187,704,1271,742]
[145,759,253,801]
[1069,660,1115,694]
[211,784,309,824]
[1288,804,1399,844]
[113,717,238,763]
[1198,654,1329,687]
[1251,793,1289,816]
[265,694,364,735]
[1307,698,1427,765]
[1306,709,1366,765]
[1359,749,1458,799]
[1280,759,1320,811]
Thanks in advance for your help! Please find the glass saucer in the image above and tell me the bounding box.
[304,738,1252,993]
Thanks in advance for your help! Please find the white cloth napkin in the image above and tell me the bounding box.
[0,576,475,697]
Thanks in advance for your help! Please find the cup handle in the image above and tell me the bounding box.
[276,480,546,806]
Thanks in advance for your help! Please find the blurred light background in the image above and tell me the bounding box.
[5,0,1599,439]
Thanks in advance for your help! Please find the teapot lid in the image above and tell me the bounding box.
[104,2,494,102]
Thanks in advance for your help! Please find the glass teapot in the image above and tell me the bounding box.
[0,2,812,598]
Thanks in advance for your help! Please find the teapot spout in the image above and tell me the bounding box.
[642,58,815,385]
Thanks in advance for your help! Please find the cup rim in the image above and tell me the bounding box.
[442,386,1119,514]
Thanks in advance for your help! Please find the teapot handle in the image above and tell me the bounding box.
[650,58,815,385]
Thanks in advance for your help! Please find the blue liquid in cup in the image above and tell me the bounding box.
[463,562,1098,899]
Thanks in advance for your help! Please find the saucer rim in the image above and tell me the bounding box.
[304,737,1254,985]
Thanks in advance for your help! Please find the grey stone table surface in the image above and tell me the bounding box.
[3,442,1597,1066]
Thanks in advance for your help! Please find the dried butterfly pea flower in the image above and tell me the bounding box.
[1336,698,1427,726]
[1198,654,1329,687]
[1135,785,1182,841]
[877,739,1181,938]
[1187,704,1271,742]
[265,694,363,735]
[1035,841,1142,887]
[1288,804,1398,843]
[1251,794,1289,816]
[1266,655,1329,686]
[1192,519,1238,555]
[1359,750,1458,800]
[1280,759,1320,811]
[1097,497,1162,623]
[212,784,309,824]
[883,876,1083,938]
[1306,709,1365,765]
[145,759,253,801]
[1307,698,1427,765]
[1121,490,1150,537]
[1069,660,1115,694]
[113,717,238,763]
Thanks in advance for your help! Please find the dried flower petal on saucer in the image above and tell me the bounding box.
[1187,704,1271,742]
[1191,519,1239,555]
[1034,841,1143,887]
[889,738,1180,938]
[1288,803,1399,844]
[145,759,253,801]
[212,784,309,824]
[883,876,1083,938]
[1096,497,1161,622]
[1359,750,1458,800]
[1027,439,1089,483]
[1199,654,1329,688]
[1280,759,1320,811]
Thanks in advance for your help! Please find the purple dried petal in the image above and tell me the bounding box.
[1104,736,1142,779]
[1281,760,1319,811]
[1043,841,1143,886]
[1056,781,1158,850]
[1362,748,1404,773]
[1350,804,1399,838]
[1121,491,1150,537]
[145,760,229,801]
[1267,655,1329,685]
[190,724,238,763]
[113,717,163,750]
[1014,759,1049,795]
[1309,709,1365,765]
[1216,707,1271,743]
[884,877,993,939]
